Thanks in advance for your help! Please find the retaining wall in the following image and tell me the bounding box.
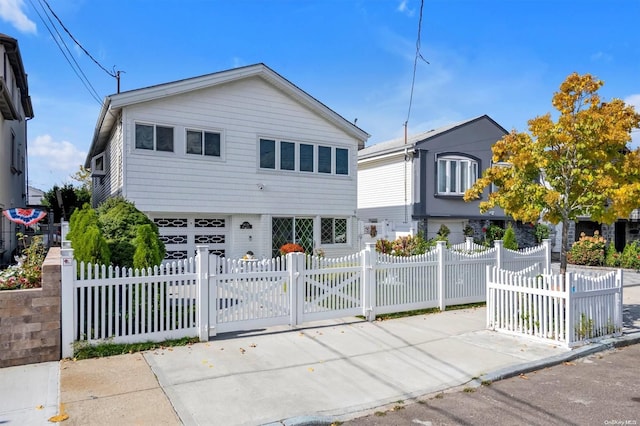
[0,248,61,367]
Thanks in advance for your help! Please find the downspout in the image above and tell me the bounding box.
[404,122,408,223]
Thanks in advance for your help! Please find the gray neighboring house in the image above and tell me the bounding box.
[357,115,532,245]
[0,33,34,266]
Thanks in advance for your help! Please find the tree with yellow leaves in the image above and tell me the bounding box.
[464,73,640,274]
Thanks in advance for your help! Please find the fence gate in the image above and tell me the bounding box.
[208,255,290,335]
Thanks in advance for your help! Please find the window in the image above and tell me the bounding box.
[300,144,314,172]
[336,148,348,175]
[321,218,347,244]
[272,217,314,257]
[135,123,174,152]
[260,139,276,169]
[437,156,478,195]
[318,146,332,173]
[280,141,295,170]
[259,138,349,176]
[187,130,221,157]
[91,152,106,176]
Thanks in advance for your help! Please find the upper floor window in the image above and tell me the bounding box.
[437,155,478,195]
[259,138,349,176]
[135,123,174,152]
[91,152,106,177]
[186,129,221,157]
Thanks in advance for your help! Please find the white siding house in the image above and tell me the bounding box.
[86,64,369,261]
[0,34,33,266]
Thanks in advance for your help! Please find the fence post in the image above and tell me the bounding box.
[60,247,75,359]
[486,265,492,329]
[61,221,69,241]
[288,252,304,326]
[616,269,623,335]
[465,236,473,251]
[196,246,210,341]
[495,240,504,270]
[362,243,377,321]
[542,239,551,273]
[565,271,573,346]
[437,240,446,311]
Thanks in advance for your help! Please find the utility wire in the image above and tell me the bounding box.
[405,0,429,126]
[40,0,118,78]
[27,0,102,105]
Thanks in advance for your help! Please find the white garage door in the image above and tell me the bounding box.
[153,216,228,261]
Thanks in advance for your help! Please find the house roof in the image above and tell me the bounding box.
[358,114,507,160]
[0,33,34,119]
[86,63,370,165]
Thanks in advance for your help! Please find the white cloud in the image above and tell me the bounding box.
[0,0,36,34]
[397,0,414,17]
[28,134,87,188]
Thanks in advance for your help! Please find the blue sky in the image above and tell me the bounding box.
[2,0,639,191]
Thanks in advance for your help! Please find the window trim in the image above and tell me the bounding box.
[90,152,106,177]
[435,153,480,196]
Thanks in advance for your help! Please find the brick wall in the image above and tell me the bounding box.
[0,248,61,367]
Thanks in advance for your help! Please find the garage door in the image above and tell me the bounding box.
[153,216,228,261]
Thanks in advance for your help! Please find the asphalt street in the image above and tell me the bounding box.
[342,342,640,426]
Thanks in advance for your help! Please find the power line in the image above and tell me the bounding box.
[39,0,118,79]
[405,0,430,127]
[27,0,102,104]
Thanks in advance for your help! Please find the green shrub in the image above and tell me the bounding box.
[436,224,450,240]
[68,204,111,266]
[620,240,640,269]
[97,197,165,268]
[67,203,98,243]
[503,224,519,251]
[605,243,621,267]
[375,235,434,256]
[133,224,164,269]
[483,224,504,247]
[74,225,111,266]
[567,231,605,266]
[534,223,551,243]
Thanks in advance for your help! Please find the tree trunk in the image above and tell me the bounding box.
[560,219,569,275]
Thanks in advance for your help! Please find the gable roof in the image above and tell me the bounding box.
[358,115,507,161]
[86,63,370,164]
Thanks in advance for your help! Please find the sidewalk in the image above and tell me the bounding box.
[2,264,639,426]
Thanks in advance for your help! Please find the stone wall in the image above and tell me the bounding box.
[0,248,61,367]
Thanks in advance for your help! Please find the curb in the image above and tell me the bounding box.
[263,415,335,426]
[477,331,640,384]
[269,332,640,426]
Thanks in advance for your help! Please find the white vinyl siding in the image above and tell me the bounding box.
[122,76,358,218]
[357,154,413,223]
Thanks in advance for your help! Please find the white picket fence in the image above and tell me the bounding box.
[60,239,551,357]
[486,266,623,347]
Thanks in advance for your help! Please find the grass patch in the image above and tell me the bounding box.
[463,387,476,393]
[374,411,387,417]
[481,380,492,386]
[73,336,200,360]
[368,302,486,321]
